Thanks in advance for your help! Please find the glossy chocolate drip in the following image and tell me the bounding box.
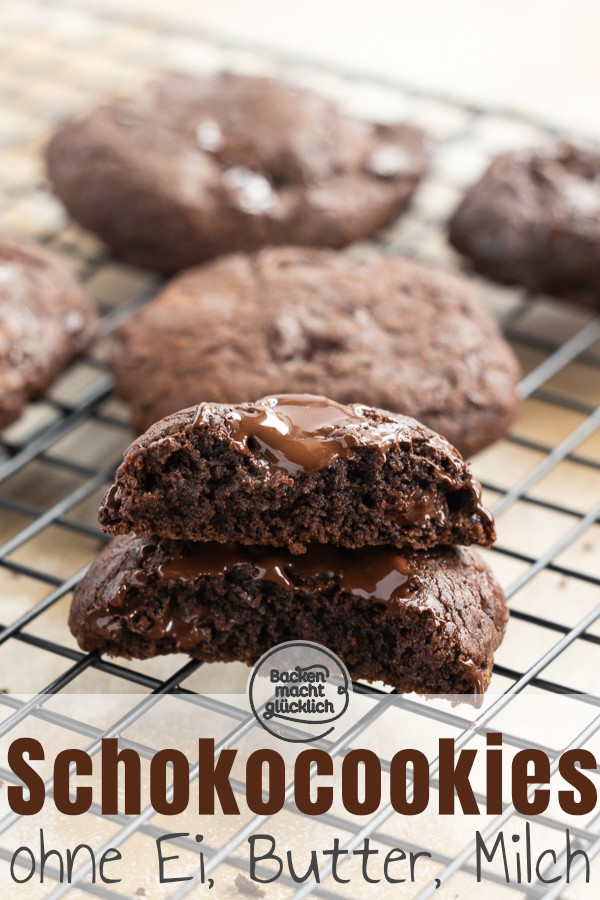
[384,488,447,529]
[189,394,494,532]
[88,542,421,651]
[124,542,419,612]
[158,543,419,612]
[457,659,486,697]
[109,570,147,607]
[90,597,211,651]
[103,483,121,512]
[193,394,410,475]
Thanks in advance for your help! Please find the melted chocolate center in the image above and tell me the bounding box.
[159,543,418,611]
[107,542,419,617]
[90,543,487,695]
[193,394,412,475]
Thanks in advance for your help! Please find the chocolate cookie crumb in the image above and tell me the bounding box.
[234,873,265,897]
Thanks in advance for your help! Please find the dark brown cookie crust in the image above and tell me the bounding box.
[45,72,427,272]
[110,247,520,456]
[449,141,600,305]
[69,535,508,695]
[0,233,97,430]
[98,398,495,552]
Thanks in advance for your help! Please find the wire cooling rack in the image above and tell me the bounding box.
[1,1,600,897]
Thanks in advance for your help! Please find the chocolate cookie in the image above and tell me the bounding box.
[99,394,495,553]
[69,535,508,695]
[449,141,600,305]
[110,247,520,455]
[0,234,97,430]
[45,72,427,272]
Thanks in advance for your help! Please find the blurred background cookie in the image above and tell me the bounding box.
[45,72,427,272]
[0,233,97,430]
[110,246,520,456]
[449,141,600,306]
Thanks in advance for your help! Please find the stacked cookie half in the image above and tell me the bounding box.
[70,394,508,695]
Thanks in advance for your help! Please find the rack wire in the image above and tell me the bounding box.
[1,0,600,897]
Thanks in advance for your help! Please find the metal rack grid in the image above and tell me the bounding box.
[1,1,600,897]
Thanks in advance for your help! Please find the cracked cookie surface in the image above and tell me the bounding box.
[46,72,427,271]
[110,246,520,456]
[450,141,600,305]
